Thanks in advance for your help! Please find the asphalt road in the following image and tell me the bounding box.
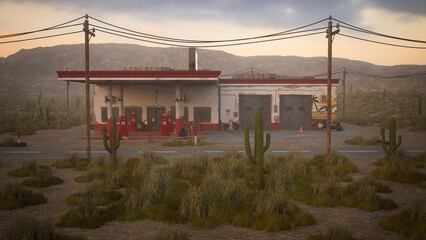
[0,126,425,161]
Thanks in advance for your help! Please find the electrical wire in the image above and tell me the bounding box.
[340,33,426,49]
[0,31,81,45]
[91,23,327,45]
[0,16,85,39]
[95,27,325,48]
[346,68,426,79]
[89,15,329,44]
[332,18,426,44]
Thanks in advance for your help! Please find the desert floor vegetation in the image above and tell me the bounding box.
[0,216,85,240]
[0,182,46,210]
[337,91,425,132]
[379,200,426,240]
[162,137,210,147]
[8,160,63,188]
[370,151,426,186]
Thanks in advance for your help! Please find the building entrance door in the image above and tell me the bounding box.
[147,108,165,132]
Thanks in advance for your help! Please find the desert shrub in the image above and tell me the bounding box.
[312,151,358,180]
[418,181,426,189]
[152,224,189,240]
[67,181,122,206]
[173,152,209,185]
[344,136,379,145]
[57,195,121,229]
[87,154,107,169]
[380,200,426,240]
[370,167,425,183]
[179,186,215,221]
[0,215,85,240]
[52,153,89,170]
[104,170,124,190]
[311,176,344,207]
[125,167,173,212]
[162,137,209,147]
[306,225,356,240]
[7,160,48,177]
[8,160,63,188]
[200,170,252,205]
[0,183,46,210]
[341,176,397,211]
[0,138,15,147]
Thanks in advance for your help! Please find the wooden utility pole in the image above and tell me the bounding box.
[342,67,347,121]
[84,15,95,160]
[326,16,339,154]
[66,81,69,113]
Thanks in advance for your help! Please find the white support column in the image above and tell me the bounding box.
[120,85,124,115]
[180,85,184,121]
[108,82,113,119]
[175,82,181,136]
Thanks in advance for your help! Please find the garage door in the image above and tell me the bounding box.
[280,95,312,130]
[239,95,271,130]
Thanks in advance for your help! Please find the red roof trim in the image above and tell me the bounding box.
[57,70,221,79]
[219,79,340,85]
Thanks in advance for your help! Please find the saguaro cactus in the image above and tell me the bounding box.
[102,115,122,170]
[380,117,402,158]
[244,109,271,190]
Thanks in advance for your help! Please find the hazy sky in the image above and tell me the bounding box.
[1,0,425,66]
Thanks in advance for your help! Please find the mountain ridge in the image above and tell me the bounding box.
[0,43,425,98]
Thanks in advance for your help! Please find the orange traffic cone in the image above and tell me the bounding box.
[299,126,303,133]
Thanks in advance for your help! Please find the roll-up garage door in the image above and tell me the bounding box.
[279,95,312,130]
[239,95,271,130]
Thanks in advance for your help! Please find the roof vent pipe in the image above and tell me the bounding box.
[189,47,197,71]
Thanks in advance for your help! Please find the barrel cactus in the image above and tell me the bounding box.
[380,117,401,159]
[244,109,271,190]
[102,115,122,171]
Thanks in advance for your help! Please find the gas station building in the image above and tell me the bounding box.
[56,49,340,137]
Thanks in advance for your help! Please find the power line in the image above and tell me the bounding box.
[89,15,329,44]
[332,17,426,44]
[91,23,327,45]
[95,27,325,48]
[0,16,85,39]
[345,67,426,79]
[340,33,426,49]
[0,31,81,45]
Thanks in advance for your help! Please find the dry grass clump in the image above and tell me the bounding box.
[380,200,426,240]
[341,176,397,212]
[57,194,122,229]
[8,160,63,188]
[173,152,209,185]
[67,181,122,206]
[0,215,85,240]
[306,225,356,240]
[152,224,189,240]
[313,150,358,181]
[162,137,209,147]
[52,152,89,170]
[344,135,379,145]
[0,183,46,210]
[371,151,426,184]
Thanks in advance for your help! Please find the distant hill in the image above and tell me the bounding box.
[0,43,425,98]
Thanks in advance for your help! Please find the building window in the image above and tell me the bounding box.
[194,107,211,122]
[320,95,327,102]
[170,106,188,121]
[101,107,119,122]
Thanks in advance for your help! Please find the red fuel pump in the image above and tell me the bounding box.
[119,113,127,137]
[129,111,137,132]
[161,115,168,136]
[166,111,173,132]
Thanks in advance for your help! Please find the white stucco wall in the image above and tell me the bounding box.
[93,83,219,124]
[219,84,337,124]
